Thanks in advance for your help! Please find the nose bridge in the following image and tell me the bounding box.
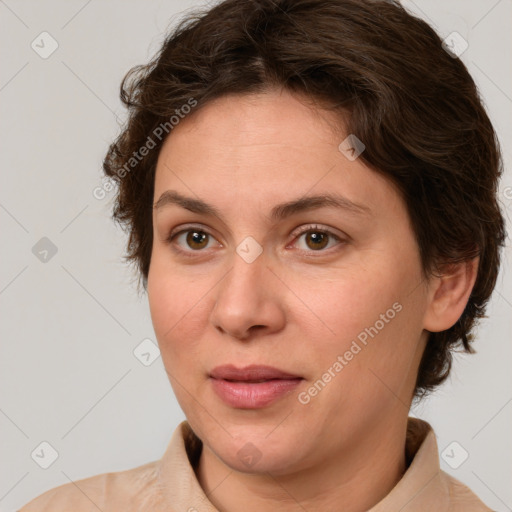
[210,242,285,339]
[222,231,269,289]
[217,244,269,309]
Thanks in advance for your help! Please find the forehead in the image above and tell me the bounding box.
[157,89,341,164]
[153,89,405,223]
[199,89,340,134]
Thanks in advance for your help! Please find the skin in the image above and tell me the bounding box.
[147,87,478,512]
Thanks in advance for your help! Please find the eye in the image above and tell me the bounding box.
[166,226,221,253]
[290,224,344,253]
[165,223,345,257]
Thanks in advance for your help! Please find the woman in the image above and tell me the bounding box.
[20,0,505,510]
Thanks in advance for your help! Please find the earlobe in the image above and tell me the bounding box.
[423,257,479,333]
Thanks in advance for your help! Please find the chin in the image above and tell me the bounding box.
[219,444,297,475]
[207,424,308,475]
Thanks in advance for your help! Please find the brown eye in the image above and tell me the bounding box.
[304,231,329,250]
[291,225,344,254]
[185,230,209,250]
[167,228,219,253]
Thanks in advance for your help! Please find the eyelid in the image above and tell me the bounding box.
[168,222,220,240]
[289,223,346,242]
[165,225,222,259]
[287,223,346,253]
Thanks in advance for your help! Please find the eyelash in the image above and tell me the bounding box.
[165,224,345,258]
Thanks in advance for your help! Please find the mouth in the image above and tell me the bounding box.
[224,379,281,383]
[209,364,303,409]
[209,364,302,381]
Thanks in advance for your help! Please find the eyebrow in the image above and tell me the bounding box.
[153,190,371,222]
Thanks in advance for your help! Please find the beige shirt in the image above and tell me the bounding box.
[19,417,492,511]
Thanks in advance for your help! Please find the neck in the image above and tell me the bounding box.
[195,415,409,512]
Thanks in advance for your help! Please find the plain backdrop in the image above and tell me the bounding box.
[1,1,511,510]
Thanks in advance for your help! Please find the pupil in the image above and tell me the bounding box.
[307,232,327,250]
[187,231,207,249]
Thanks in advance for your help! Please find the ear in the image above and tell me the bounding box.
[423,257,479,332]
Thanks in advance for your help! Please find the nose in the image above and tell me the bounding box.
[209,247,287,341]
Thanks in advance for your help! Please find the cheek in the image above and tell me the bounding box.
[147,266,214,419]
[294,254,425,381]
[293,267,402,349]
[319,287,426,410]
[147,258,210,366]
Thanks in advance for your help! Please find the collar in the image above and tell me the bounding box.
[157,417,451,511]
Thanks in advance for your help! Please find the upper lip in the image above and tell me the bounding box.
[209,364,302,381]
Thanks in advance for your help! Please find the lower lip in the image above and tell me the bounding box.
[210,378,302,408]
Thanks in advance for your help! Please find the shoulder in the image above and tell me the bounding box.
[439,470,494,512]
[18,460,164,512]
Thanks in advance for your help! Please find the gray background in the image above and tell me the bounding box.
[0,1,510,510]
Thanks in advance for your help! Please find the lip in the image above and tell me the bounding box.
[210,364,301,381]
[209,364,303,409]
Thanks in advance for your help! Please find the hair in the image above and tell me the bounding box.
[103,0,506,399]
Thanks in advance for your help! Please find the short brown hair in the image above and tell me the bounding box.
[103,0,506,398]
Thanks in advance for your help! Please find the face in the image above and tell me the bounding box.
[147,88,431,476]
